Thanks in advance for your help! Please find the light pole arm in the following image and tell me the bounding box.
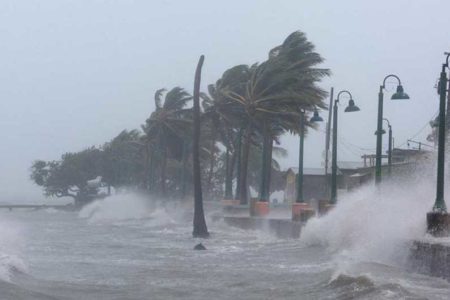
[336,90,353,101]
[382,74,402,88]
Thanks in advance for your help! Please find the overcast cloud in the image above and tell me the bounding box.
[1,0,449,201]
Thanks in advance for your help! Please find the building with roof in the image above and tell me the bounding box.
[284,147,432,204]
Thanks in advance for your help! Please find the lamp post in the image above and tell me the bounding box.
[382,118,393,176]
[330,91,360,205]
[427,53,450,236]
[374,118,392,175]
[376,75,409,184]
[296,109,323,203]
[292,109,323,221]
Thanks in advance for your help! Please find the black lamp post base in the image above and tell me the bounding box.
[427,212,450,237]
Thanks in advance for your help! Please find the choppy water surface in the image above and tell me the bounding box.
[1,192,450,299]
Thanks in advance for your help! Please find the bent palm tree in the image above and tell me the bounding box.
[143,87,192,198]
[220,31,330,204]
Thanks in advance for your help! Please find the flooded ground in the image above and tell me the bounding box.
[0,192,450,300]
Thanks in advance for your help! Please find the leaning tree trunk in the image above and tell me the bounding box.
[238,123,252,205]
[192,55,209,238]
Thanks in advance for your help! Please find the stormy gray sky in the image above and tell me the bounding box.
[1,0,449,201]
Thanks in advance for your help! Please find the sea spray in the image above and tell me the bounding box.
[300,172,436,266]
[79,193,153,223]
[0,217,27,281]
[78,193,189,227]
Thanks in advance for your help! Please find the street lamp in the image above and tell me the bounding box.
[427,53,450,236]
[296,109,323,203]
[375,75,409,184]
[292,108,323,221]
[330,91,360,205]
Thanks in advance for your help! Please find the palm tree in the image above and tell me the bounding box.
[192,55,209,238]
[101,130,144,192]
[201,85,240,200]
[143,87,192,198]
[220,31,330,204]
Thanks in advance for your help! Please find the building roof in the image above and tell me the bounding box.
[337,161,368,169]
[286,160,373,176]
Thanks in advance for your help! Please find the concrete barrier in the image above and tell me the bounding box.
[408,239,450,280]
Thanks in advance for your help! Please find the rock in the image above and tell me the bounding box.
[194,243,207,250]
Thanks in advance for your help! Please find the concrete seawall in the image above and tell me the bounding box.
[408,239,450,280]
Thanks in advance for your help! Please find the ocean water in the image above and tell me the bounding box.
[1,189,450,300]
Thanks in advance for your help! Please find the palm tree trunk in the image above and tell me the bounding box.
[142,144,150,190]
[206,129,217,198]
[161,137,168,198]
[224,146,233,199]
[148,148,155,193]
[258,121,270,202]
[192,55,209,238]
[234,128,243,200]
[265,138,273,200]
[181,140,188,198]
[238,122,252,205]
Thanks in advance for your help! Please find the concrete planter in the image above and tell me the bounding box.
[427,212,450,237]
[292,203,315,222]
[250,199,270,217]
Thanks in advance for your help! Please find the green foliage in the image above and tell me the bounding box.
[101,130,144,189]
[30,147,106,205]
[30,30,329,204]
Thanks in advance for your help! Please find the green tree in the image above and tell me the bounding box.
[101,130,144,192]
[143,87,192,198]
[30,147,106,207]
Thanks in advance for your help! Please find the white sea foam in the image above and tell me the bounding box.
[79,193,153,223]
[300,170,436,266]
[144,208,177,228]
[0,218,27,281]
